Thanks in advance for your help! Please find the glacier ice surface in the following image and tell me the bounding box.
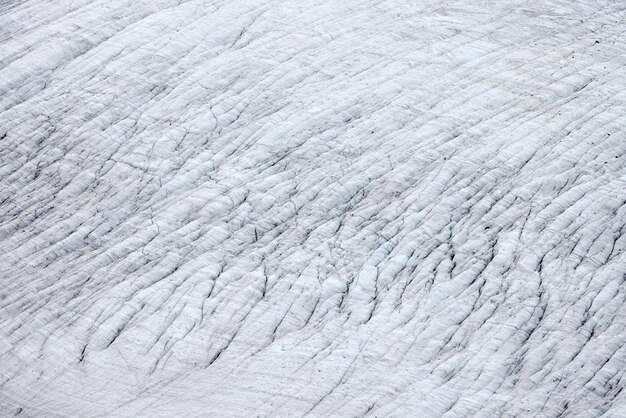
[1,0,626,416]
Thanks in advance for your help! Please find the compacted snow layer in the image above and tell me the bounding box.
[1,0,626,416]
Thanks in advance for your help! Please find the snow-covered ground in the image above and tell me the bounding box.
[1,0,626,416]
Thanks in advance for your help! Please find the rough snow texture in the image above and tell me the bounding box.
[1,0,626,416]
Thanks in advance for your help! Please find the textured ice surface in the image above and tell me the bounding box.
[1,0,626,416]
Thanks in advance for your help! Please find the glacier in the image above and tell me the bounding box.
[1,0,626,416]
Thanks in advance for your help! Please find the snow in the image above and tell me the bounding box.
[1,0,626,416]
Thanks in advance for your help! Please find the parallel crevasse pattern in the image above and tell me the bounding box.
[1,0,626,416]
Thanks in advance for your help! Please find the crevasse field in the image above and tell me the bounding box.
[1,0,626,416]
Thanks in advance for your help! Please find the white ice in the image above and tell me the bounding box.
[1,0,626,416]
